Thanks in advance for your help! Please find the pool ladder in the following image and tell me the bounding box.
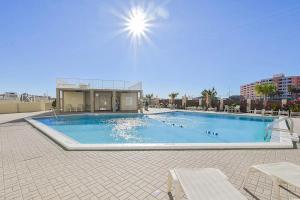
[51,108,58,120]
[264,117,294,140]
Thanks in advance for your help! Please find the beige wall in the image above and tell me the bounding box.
[0,102,51,114]
[63,91,84,112]
[18,102,44,112]
[0,102,18,113]
[120,92,138,111]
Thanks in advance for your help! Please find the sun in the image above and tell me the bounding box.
[126,8,148,38]
[123,7,152,44]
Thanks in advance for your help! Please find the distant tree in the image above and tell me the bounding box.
[168,92,179,105]
[145,94,154,103]
[201,87,217,108]
[52,99,56,108]
[255,83,276,108]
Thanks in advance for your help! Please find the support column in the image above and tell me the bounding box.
[140,90,143,113]
[247,99,251,113]
[62,90,65,112]
[56,89,60,112]
[219,99,224,111]
[199,98,202,107]
[112,91,116,112]
[83,92,86,112]
[90,90,94,112]
[182,95,187,109]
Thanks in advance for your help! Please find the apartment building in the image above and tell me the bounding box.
[240,74,300,99]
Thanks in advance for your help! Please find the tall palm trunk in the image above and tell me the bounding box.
[206,96,209,107]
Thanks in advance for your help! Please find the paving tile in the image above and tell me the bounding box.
[1,122,300,199]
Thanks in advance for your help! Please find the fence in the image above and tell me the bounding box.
[56,78,142,91]
[157,97,298,113]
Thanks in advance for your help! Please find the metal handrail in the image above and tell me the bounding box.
[51,108,58,120]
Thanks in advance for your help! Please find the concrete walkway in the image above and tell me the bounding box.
[0,122,300,200]
[0,109,300,199]
[0,111,49,124]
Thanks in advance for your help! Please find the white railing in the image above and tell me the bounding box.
[56,78,142,90]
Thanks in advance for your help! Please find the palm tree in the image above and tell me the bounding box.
[255,83,276,108]
[201,87,217,108]
[168,92,179,105]
[145,94,153,103]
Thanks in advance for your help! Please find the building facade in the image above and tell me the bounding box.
[0,92,19,101]
[0,92,52,102]
[56,78,143,113]
[240,74,300,99]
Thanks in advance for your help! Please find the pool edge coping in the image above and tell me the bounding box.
[24,112,294,150]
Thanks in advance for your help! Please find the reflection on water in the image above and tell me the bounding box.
[36,112,274,144]
[107,118,146,142]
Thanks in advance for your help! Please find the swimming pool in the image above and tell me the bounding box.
[26,111,293,150]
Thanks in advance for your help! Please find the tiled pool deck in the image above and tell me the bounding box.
[1,120,300,200]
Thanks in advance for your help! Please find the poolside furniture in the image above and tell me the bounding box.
[168,104,176,109]
[278,110,287,116]
[254,109,265,115]
[243,162,300,200]
[234,105,240,113]
[249,109,257,114]
[207,107,217,112]
[66,104,73,112]
[187,106,197,110]
[264,109,273,115]
[272,110,279,115]
[291,112,300,117]
[77,104,84,112]
[197,106,204,111]
[168,168,247,200]
[224,105,229,112]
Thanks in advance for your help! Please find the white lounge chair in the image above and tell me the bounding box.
[77,104,84,112]
[243,162,300,200]
[168,168,247,200]
[234,105,240,113]
[278,109,289,116]
[197,106,204,111]
[207,107,217,112]
[65,104,73,112]
[254,109,265,115]
[291,112,300,117]
[224,105,229,112]
[264,109,273,115]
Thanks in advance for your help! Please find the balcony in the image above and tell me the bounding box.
[56,78,142,91]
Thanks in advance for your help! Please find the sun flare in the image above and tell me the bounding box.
[123,7,152,45]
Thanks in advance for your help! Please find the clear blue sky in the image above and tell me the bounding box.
[1,0,300,98]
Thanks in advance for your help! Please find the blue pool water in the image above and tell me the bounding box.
[35,112,274,144]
